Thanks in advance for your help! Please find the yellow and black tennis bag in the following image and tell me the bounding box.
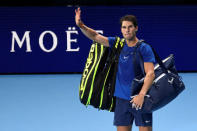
[79,37,125,112]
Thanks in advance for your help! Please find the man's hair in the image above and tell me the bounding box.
[120,15,138,27]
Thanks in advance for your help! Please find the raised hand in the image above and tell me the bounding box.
[75,7,83,28]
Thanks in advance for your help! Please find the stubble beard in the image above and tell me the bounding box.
[125,33,136,42]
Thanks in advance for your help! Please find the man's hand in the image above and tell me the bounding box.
[74,7,109,47]
[130,94,145,110]
[130,62,155,110]
[75,7,83,28]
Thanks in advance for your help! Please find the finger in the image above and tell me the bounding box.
[135,104,139,110]
[78,7,81,13]
[75,10,79,15]
[75,8,80,13]
[130,95,137,99]
[139,103,143,109]
[135,103,139,109]
[132,103,136,108]
[135,104,138,110]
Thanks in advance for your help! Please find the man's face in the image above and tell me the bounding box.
[121,21,138,40]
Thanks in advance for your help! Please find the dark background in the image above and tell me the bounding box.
[0,1,197,74]
[0,0,196,6]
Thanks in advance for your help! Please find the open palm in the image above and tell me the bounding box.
[75,7,82,27]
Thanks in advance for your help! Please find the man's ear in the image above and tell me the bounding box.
[120,27,123,33]
[135,26,138,32]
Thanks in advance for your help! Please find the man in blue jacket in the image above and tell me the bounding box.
[75,7,155,131]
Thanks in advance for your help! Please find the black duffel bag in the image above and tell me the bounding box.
[79,37,125,112]
[131,42,185,113]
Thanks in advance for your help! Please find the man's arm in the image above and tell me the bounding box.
[131,62,155,109]
[139,62,155,96]
[75,7,109,47]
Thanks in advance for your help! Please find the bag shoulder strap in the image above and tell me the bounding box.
[146,43,168,73]
[133,41,168,77]
[133,40,146,77]
[108,37,125,62]
[111,37,125,53]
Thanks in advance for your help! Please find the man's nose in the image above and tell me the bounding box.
[126,28,130,32]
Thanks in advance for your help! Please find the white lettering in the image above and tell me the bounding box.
[66,27,79,52]
[10,29,104,53]
[39,31,58,53]
[11,31,31,52]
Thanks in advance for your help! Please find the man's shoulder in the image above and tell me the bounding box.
[108,36,123,41]
[139,41,151,50]
[108,36,123,48]
[108,37,116,42]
